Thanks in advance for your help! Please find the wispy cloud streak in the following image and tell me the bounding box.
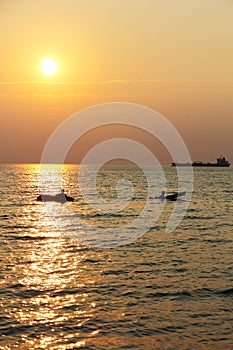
[0,79,160,85]
[0,79,227,86]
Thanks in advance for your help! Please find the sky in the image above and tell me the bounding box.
[0,0,233,164]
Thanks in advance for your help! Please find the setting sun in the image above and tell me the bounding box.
[41,58,58,76]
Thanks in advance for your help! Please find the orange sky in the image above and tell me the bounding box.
[0,0,233,164]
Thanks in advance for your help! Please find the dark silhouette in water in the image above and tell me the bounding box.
[172,156,230,167]
[159,191,186,201]
[37,189,74,203]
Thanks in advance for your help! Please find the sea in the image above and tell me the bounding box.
[0,164,232,349]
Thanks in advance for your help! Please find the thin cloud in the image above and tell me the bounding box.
[0,80,160,85]
[0,79,227,86]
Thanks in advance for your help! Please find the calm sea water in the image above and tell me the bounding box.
[0,164,232,349]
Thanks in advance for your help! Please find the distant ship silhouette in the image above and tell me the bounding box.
[172,156,230,167]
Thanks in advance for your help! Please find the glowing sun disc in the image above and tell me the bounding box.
[41,58,58,76]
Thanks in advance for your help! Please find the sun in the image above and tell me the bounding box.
[41,58,58,76]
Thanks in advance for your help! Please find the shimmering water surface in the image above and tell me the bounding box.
[0,164,232,349]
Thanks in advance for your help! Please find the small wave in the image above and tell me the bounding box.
[204,238,232,243]
[145,287,230,300]
[0,215,9,219]
[7,224,32,229]
[102,269,127,276]
[146,290,193,300]
[7,203,28,207]
[185,215,216,220]
[0,283,24,295]
[216,223,233,228]
[216,288,233,296]
[14,288,53,299]
[84,212,135,219]
[13,235,52,241]
[187,208,200,213]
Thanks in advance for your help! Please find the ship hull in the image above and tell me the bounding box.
[172,163,192,167]
[172,163,230,167]
[192,163,230,167]
[172,156,230,167]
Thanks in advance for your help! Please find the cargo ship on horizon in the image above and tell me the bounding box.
[172,156,230,167]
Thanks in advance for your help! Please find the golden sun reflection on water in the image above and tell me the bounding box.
[8,165,102,349]
[11,235,101,348]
